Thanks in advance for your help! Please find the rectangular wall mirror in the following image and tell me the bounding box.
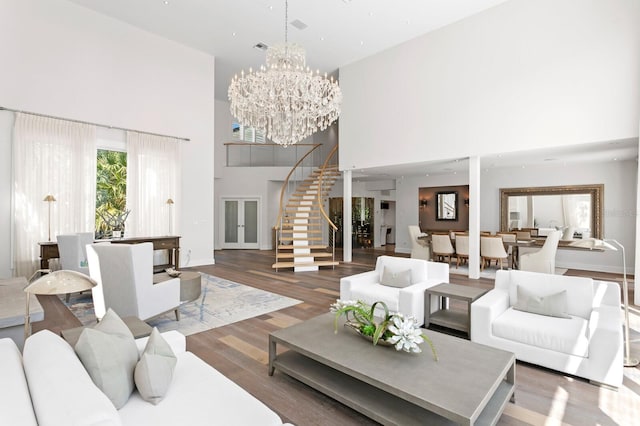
[500,184,603,239]
[436,191,458,221]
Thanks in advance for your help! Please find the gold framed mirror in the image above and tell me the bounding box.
[500,184,604,239]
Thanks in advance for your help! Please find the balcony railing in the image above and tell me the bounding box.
[224,142,333,168]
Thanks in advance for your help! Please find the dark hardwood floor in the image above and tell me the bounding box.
[34,247,640,425]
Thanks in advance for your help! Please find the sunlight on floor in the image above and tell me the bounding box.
[545,386,568,425]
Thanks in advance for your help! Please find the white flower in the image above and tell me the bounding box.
[387,315,424,353]
[329,299,358,313]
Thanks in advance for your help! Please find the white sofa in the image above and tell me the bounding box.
[0,330,290,426]
[471,270,623,388]
[340,255,449,326]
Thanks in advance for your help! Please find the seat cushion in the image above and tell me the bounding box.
[492,307,590,357]
[350,284,399,312]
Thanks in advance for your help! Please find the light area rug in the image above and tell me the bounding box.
[449,265,568,279]
[63,274,302,336]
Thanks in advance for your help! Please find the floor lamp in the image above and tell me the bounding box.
[43,194,56,241]
[570,238,639,367]
[24,270,97,339]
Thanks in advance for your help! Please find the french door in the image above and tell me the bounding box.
[220,198,260,249]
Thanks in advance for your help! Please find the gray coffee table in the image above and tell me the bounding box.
[269,313,515,425]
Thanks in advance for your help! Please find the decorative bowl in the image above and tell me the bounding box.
[165,268,181,278]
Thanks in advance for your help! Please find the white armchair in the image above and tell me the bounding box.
[519,230,561,274]
[87,242,181,321]
[340,255,449,326]
[407,225,430,260]
[471,270,622,388]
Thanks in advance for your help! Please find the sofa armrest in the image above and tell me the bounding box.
[339,270,379,300]
[425,262,449,283]
[592,280,621,308]
[470,289,509,344]
[587,305,623,387]
[398,280,443,325]
[0,339,37,426]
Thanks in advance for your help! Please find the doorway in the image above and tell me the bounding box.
[220,198,260,249]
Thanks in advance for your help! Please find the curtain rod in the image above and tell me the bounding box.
[0,106,190,142]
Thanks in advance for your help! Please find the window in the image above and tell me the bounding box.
[95,149,128,238]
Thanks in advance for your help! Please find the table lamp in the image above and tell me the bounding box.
[43,194,56,241]
[167,198,174,235]
[569,238,639,367]
[24,270,97,339]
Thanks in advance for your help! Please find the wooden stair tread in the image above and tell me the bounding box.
[280,237,323,241]
[276,252,333,259]
[277,244,327,250]
[272,260,339,268]
[279,230,323,234]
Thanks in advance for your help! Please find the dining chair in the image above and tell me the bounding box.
[519,230,562,274]
[56,232,94,302]
[431,234,456,265]
[480,236,509,271]
[454,234,469,268]
[407,225,430,260]
[496,232,517,269]
[515,230,532,240]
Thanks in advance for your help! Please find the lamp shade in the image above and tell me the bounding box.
[166,198,174,205]
[568,238,617,251]
[43,194,56,202]
[24,270,97,296]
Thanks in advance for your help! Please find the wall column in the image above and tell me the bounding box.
[343,170,352,263]
[635,133,640,306]
[468,156,481,279]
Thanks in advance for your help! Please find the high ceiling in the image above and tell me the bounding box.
[67,0,638,177]
[68,0,511,100]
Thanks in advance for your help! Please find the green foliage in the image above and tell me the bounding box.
[95,150,127,237]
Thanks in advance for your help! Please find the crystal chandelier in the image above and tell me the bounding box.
[228,0,342,147]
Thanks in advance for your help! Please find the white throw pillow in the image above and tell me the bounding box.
[513,285,570,319]
[134,328,177,405]
[75,309,139,409]
[380,267,412,288]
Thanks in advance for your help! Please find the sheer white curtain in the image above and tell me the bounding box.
[125,131,180,237]
[13,113,96,276]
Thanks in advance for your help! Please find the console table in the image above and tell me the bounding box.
[39,236,181,271]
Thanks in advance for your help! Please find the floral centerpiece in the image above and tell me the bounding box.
[330,299,438,360]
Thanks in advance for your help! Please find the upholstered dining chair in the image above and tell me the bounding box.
[480,236,509,270]
[519,230,562,274]
[87,242,181,321]
[56,232,94,302]
[496,232,518,268]
[407,225,430,260]
[515,230,532,240]
[431,234,456,265]
[454,234,469,268]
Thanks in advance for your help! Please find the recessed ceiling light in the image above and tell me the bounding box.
[232,32,237,36]
[269,5,273,10]
[290,19,308,30]
[163,1,169,4]
[320,36,325,41]
[254,42,268,51]
[369,11,374,16]
[613,157,618,161]
[360,41,364,46]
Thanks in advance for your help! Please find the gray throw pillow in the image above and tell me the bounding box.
[513,285,571,319]
[134,327,177,405]
[380,267,412,288]
[75,308,139,409]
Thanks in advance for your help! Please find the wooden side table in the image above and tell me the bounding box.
[424,283,488,339]
[61,316,152,347]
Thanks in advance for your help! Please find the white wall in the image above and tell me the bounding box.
[0,112,15,278]
[339,0,639,170]
[0,0,216,273]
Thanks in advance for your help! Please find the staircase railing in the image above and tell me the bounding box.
[274,144,322,259]
[316,145,339,268]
